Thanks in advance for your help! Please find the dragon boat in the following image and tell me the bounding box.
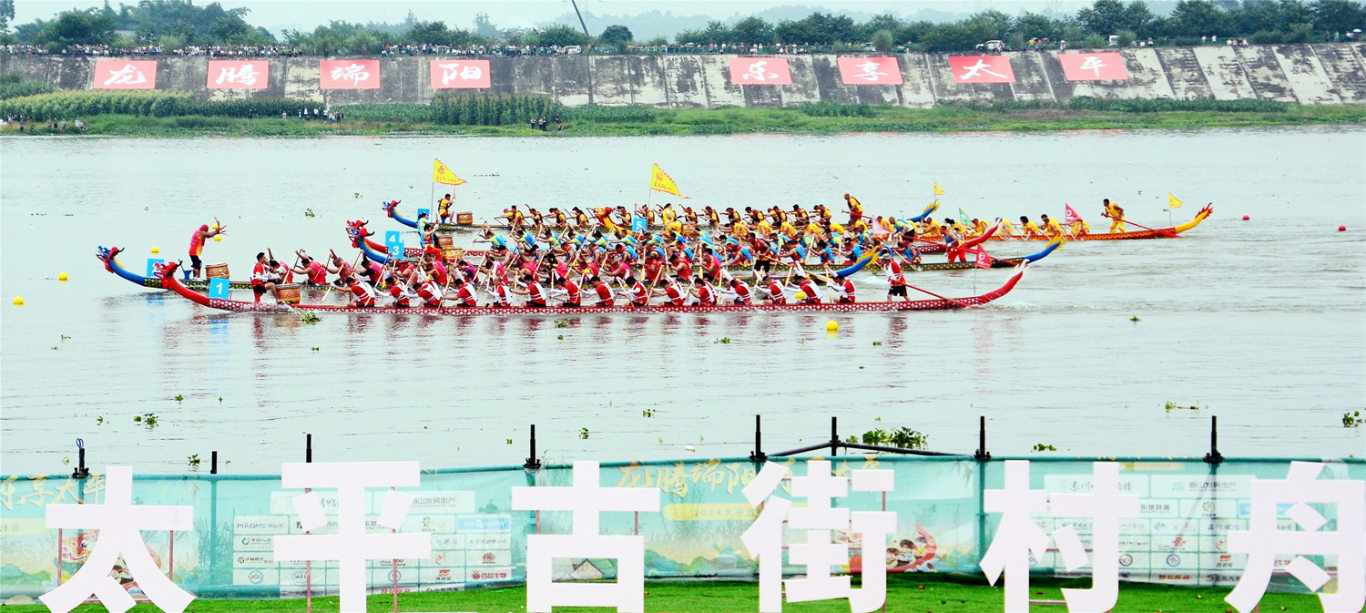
[96,246,332,291]
[993,205,1213,241]
[151,261,1026,316]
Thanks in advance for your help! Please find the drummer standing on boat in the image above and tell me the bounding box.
[187,222,226,281]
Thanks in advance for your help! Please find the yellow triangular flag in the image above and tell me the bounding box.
[1167,192,1183,209]
[933,181,946,196]
[649,163,687,198]
[433,158,466,186]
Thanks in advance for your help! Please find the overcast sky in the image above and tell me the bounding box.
[18,1,1102,36]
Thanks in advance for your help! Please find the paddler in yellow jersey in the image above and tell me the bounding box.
[791,205,809,226]
[814,204,832,222]
[1103,199,1125,233]
[1069,217,1091,238]
[660,204,677,224]
[499,205,526,229]
[973,218,991,237]
[754,217,776,239]
[778,219,798,240]
[843,193,864,226]
[1040,214,1066,241]
[919,216,943,239]
[1019,216,1045,239]
[997,217,1018,238]
[635,204,656,226]
[437,193,453,223]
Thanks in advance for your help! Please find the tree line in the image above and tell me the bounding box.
[2,0,1363,53]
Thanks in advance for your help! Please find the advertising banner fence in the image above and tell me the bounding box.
[1,456,1360,601]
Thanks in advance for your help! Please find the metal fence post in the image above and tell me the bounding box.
[524,425,542,470]
[749,415,766,463]
[1203,416,1223,464]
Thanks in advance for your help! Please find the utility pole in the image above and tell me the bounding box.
[569,0,591,38]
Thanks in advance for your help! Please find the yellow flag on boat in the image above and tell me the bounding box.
[1167,192,1183,209]
[433,158,466,186]
[650,163,688,198]
[933,181,946,196]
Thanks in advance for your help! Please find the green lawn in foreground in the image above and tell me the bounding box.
[3,574,1321,612]
[2,103,1362,137]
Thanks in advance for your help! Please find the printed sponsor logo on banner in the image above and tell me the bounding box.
[233,568,279,586]
[456,514,511,532]
[419,566,467,583]
[1117,535,1151,550]
[369,558,417,568]
[320,59,380,89]
[0,519,49,534]
[408,491,476,512]
[1045,474,1149,497]
[1200,553,1247,569]
[727,57,792,85]
[663,503,757,521]
[399,513,456,533]
[1179,498,1237,518]
[94,60,157,89]
[429,60,491,89]
[835,57,902,85]
[1137,500,1178,517]
[466,550,512,566]
[235,534,276,551]
[369,567,416,585]
[1151,475,1250,498]
[429,534,466,550]
[1050,517,1094,534]
[467,566,513,582]
[272,491,349,515]
[947,55,1015,83]
[430,550,462,567]
[234,553,276,568]
[1201,572,1243,586]
[464,534,510,549]
[1152,534,1198,553]
[1154,572,1198,585]
[280,586,340,598]
[1119,518,1151,534]
[1059,52,1130,81]
[1149,520,1200,535]
[208,60,268,89]
[1202,518,1247,533]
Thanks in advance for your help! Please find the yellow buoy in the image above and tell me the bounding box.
[826,320,838,332]
[213,235,221,242]
[151,246,159,254]
[12,297,23,306]
[58,273,68,281]
[795,292,806,300]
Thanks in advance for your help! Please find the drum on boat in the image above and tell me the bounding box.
[276,283,301,304]
[456,212,473,225]
[206,263,230,278]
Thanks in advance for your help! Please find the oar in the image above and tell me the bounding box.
[903,282,980,310]
[1102,213,1175,236]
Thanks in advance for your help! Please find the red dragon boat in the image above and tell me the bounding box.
[149,261,1026,316]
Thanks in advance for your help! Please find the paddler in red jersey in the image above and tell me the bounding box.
[554,276,581,307]
[450,276,478,307]
[346,276,377,308]
[885,257,909,301]
[187,222,226,281]
[590,276,615,307]
[727,278,753,305]
[654,275,686,306]
[249,252,283,303]
[691,274,718,306]
[625,275,650,307]
[834,275,856,303]
[512,272,548,307]
[795,274,823,304]
[762,274,787,306]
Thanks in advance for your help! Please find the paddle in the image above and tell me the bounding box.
[1102,213,1175,237]
[903,281,979,310]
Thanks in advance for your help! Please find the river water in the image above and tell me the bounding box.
[2,127,1363,475]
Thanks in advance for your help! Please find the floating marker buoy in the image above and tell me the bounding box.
[795,292,806,300]
[826,320,838,332]
[1340,226,1347,232]
[151,246,160,254]
[214,236,221,242]
[12,297,23,306]
[1242,215,1249,221]
[58,273,68,281]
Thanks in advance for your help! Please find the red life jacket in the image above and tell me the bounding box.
[563,280,580,305]
[595,283,614,306]
[455,285,477,307]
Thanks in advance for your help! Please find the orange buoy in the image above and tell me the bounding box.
[1340,226,1347,231]
[1242,215,1249,221]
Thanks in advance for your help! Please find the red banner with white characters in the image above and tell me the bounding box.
[1059,52,1130,81]
[93,60,157,89]
[207,60,269,89]
[947,55,1016,84]
[320,59,380,89]
[837,57,903,85]
[728,57,792,85]
[429,59,491,89]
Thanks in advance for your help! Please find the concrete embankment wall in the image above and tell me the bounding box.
[4,43,1365,108]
